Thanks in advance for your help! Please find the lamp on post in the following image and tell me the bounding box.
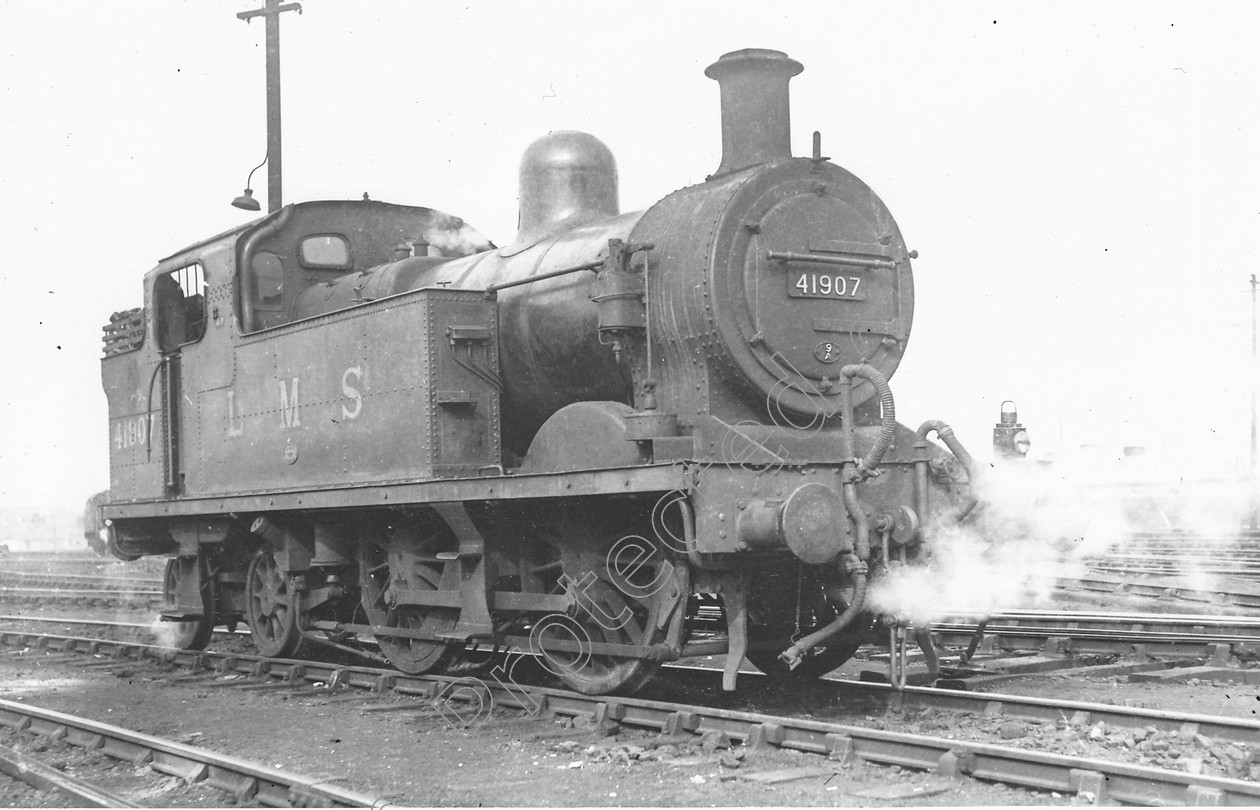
[231,156,267,211]
[237,0,302,214]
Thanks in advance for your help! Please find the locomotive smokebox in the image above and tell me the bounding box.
[705,48,803,177]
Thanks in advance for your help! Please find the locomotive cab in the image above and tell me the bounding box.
[234,201,493,332]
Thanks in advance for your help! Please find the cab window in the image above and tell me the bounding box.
[154,263,206,352]
[300,234,351,269]
[242,234,352,332]
[252,252,284,309]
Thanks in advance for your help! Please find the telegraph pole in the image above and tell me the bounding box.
[1252,274,1258,529]
[237,1,302,213]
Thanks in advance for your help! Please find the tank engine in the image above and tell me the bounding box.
[98,49,978,694]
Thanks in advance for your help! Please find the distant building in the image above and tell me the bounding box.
[0,505,82,552]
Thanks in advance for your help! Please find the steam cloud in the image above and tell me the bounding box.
[422,213,494,256]
[866,448,1258,624]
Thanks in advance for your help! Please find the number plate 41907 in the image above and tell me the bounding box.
[788,271,865,300]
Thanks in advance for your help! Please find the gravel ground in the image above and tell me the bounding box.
[1,567,1256,806]
[0,650,1072,807]
[0,771,74,808]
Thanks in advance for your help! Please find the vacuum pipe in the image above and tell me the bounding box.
[914,420,980,521]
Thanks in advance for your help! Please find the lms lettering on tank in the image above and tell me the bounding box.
[224,365,363,439]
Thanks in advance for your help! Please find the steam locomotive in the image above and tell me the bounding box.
[98,49,978,694]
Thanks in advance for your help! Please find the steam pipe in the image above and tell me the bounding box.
[913,452,930,536]
[676,495,705,570]
[835,369,873,563]
[842,480,872,562]
[914,420,980,521]
[483,258,602,295]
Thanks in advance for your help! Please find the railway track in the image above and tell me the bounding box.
[0,569,163,610]
[935,609,1260,664]
[1089,559,1260,581]
[7,603,1257,690]
[1045,569,1260,611]
[0,588,162,605]
[0,696,382,806]
[1082,529,1260,581]
[4,617,1252,744]
[0,553,165,575]
[944,609,1260,640]
[0,570,162,591]
[909,608,1260,691]
[2,626,1258,805]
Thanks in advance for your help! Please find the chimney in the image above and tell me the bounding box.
[704,48,803,177]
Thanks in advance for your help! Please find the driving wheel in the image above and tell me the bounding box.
[533,501,683,696]
[359,518,464,675]
[538,575,673,695]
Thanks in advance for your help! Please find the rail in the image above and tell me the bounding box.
[3,627,1259,805]
[0,697,383,807]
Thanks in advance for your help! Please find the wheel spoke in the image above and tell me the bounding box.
[359,522,461,675]
[548,572,666,695]
[245,548,302,658]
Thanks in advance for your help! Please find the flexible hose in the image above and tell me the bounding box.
[840,364,895,475]
[777,564,867,670]
[915,419,980,521]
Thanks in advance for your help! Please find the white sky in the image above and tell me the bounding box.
[2,1,1258,511]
